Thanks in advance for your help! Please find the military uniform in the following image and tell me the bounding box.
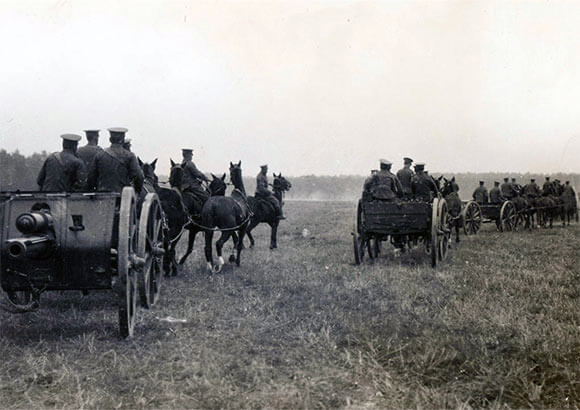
[522,181,540,198]
[472,184,488,204]
[396,158,414,198]
[411,164,437,202]
[489,184,503,204]
[542,179,555,196]
[500,180,515,199]
[87,128,144,193]
[182,159,209,201]
[37,134,87,192]
[256,165,283,218]
[77,144,103,166]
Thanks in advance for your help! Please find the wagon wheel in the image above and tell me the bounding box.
[7,290,32,305]
[500,201,517,232]
[117,187,139,338]
[353,200,366,265]
[462,201,482,235]
[137,193,165,308]
[438,199,450,262]
[430,198,440,268]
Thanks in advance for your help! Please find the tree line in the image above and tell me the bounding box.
[1,149,578,201]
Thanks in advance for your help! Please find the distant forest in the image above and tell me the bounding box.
[1,149,578,202]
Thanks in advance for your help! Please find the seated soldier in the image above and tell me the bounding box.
[522,178,540,198]
[501,177,514,199]
[256,164,284,219]
[489,181,503,204]
[37,134,87,192]
[364,159,402,201]
[411,163,438,202]
[181,148,210,216]
[472,181,488,204]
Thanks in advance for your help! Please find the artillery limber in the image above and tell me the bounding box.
[458,200,483,235]
[0,187,165,338]
[477,200,518,232]
[352,197,450,267]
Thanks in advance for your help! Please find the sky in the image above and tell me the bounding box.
[1,0,579,176]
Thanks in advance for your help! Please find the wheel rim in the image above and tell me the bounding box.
[438,199,449,261]
[463,202,482,235]
[501,201,516,232]
[430,198,439,267]
[118,187,138,338]
[138,194,164,308]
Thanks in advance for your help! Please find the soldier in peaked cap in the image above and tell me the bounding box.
[256,164,284,219]
[77,129,103,166]
[522,178,540,198]
[87,127,144,193]
[37,134,87,192]
[489,181,503,204]
[180,148,210,215]
[542,176,555,196]
[411,162,438,202]
[364,160,403,201]
[396,157,414,199]
[500,177,515,199]
[472,181,488,204]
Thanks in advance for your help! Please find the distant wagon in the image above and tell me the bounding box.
[352,196,451,267]
[477,200,518,232]
[0,187,165,338]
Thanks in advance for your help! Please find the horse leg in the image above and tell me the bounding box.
[204,230,214,273]
[235,227,247,267]
[455,223,460,243]
[215,231,231,272]
[178,227,198,265]
[246,219,259,248]
[270,220,279,249]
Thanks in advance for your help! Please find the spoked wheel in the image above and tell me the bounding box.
[353,200,366,265]
[438,199,450,262]
[117,187,139,338]
[462,201,482,235]
[430,198,440,268]
[7,290,31,305]
[137,193,165,308]
[500,201,517,232]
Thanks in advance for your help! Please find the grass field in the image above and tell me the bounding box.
[1,200,579,409]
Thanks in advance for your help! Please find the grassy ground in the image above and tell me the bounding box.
[1,200,579,409]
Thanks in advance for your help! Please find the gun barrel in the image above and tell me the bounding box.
[6,236,53,259]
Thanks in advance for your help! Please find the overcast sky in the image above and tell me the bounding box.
[1,0,579,176]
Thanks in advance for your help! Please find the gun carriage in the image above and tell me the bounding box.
[459,200,483,235]
[352,197,451,267]
[477,200,518,232]
[0,187,165,338]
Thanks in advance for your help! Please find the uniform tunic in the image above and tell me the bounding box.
[411,173,438,202]
[87,143,144,192]
[365,170,401,200]
[37,150,87,192]
[489,187,503,204]
[396,166,414,196]
[77,144,103,167]
[500,182,514,199]
[522,183,540,198]
[542,181,555,196]
[255,172,281,213]
[182,160,209,191]
[472,186,488,204]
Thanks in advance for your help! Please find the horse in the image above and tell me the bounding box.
[536,195,557,228]
[245,173,292,249]
[166,160,225,268]
[200,162,250,272]
[441,177,462,243]
[511,193,530,230]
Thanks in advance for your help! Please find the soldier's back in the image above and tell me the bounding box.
[77,145,103,166]
[91,145,139,192]
[39,151,85,192]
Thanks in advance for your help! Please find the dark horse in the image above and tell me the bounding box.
[139,158,187,276]
[201,162,250,272]
[245,173,292,249]
[441,177,462,243]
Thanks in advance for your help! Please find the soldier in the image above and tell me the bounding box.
[87,127,144,193]
[511,177,522,195]
[77,129,103,166]
[542,176,554,196]
[411,163,438,202]
[500,177,514,199]
[523,178,540,198]
[122,138,132,152]
[489,181,503,204]
[37,134,87,192]
[472,181,488,204]
[364,159,403,201]
[256,164,284,219]
[396,157,414,198]
[180,148,210,213]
